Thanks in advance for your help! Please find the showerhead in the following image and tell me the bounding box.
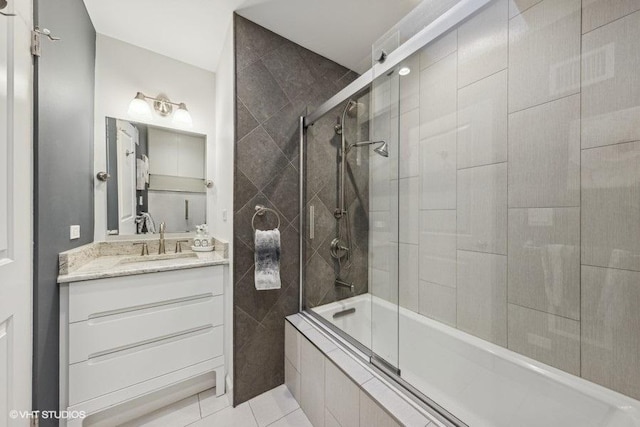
[346,140,389,157]
[373,141,389,157]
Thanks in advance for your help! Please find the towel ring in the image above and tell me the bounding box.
[252,205,280,232]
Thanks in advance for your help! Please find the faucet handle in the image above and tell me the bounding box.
[175,239,189,253]
[133,242,149,256]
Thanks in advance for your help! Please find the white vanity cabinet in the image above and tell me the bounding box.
[59,266,225,426]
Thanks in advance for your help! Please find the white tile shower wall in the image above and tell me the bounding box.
[581,140,640,272]
[399,243,419,312]
[507,94,581,208]
[581,265,640,400]
[457,0,508,88]
[457,250,508,345]
[507,303,581,375]
[457,163,507,254]
[418,281,456,327]
[419,132,457,210]
[367,0,640,401]
[581,9,640,149]
[508,207,580,320]
[419,53,457,141]
[581,0,640,34]
[508,0,581,112]
[457,69,508,169]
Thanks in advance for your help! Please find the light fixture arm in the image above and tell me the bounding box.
[135,92,183,108]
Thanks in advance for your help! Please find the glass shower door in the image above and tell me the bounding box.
[368,39,401,372]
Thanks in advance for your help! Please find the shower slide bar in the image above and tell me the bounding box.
[303,0,491,128]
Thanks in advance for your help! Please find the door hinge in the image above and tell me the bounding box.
[31,27,61,57]
[30,414,39,427]
[31,30,41,57]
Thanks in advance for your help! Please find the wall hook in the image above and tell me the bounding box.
[34,27,61,41]
[0,0,16,16]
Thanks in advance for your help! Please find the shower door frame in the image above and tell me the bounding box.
[298,1,492,426]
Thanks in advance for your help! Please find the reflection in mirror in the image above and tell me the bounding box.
[105,117,207,235]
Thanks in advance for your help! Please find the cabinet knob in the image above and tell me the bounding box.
[96,171,110,182]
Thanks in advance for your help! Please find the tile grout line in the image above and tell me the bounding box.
[456,160,507,172]
[579,0,584,379]
[456,66,508,91]
[508,91,580,116]
[581,263,640,274]
[581,138,640,151]
[456,248,507,257]
[508,300,580,323]
[454,28,460,329]
[247,398,260,426]
[506,0,511,350]
[507,0,543,21]
[581,6,640,36]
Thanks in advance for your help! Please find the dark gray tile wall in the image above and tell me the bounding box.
[304,94,370,309]
[233,14,359,404]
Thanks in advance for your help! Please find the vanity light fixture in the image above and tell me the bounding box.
[127,92,152,120]
[127,92,193,127]
[172,103,193,127]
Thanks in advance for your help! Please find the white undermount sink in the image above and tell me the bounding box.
[117,252,198,265]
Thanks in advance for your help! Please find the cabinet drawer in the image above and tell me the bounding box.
[69,325,222,405]
[69,266,223,323]
[68,295,222,364]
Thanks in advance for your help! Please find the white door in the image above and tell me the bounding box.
[0,0,33,424]
[116,121,137,235]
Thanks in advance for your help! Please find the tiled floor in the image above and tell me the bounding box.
[122,385,311,427]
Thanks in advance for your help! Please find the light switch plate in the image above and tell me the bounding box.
[222,209,228,222]
[70,225,80,240]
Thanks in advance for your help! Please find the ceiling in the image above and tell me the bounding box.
[82,0,422,73]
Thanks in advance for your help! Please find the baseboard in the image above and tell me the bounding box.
[83,372,215,427]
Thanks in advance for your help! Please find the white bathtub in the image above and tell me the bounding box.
[313,294,640,427]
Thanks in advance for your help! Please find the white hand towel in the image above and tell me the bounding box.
[254,229,281,290]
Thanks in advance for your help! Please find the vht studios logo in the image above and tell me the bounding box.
[9,410,86,420]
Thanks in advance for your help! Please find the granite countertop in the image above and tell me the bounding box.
[57,238,229,283]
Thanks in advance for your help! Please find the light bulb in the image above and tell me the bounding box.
[127,92,152,120]
[173,103,193,127]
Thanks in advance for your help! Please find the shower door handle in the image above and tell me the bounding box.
[309,205,315,240]
[185,200,189,220]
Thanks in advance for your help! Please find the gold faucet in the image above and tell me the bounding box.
[158,222,166,254]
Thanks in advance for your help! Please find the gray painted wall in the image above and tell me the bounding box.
[33,0,96,423]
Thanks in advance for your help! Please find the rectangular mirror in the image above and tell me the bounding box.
[105,117,207,236]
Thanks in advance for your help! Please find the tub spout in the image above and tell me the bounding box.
[335,278,354,292]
